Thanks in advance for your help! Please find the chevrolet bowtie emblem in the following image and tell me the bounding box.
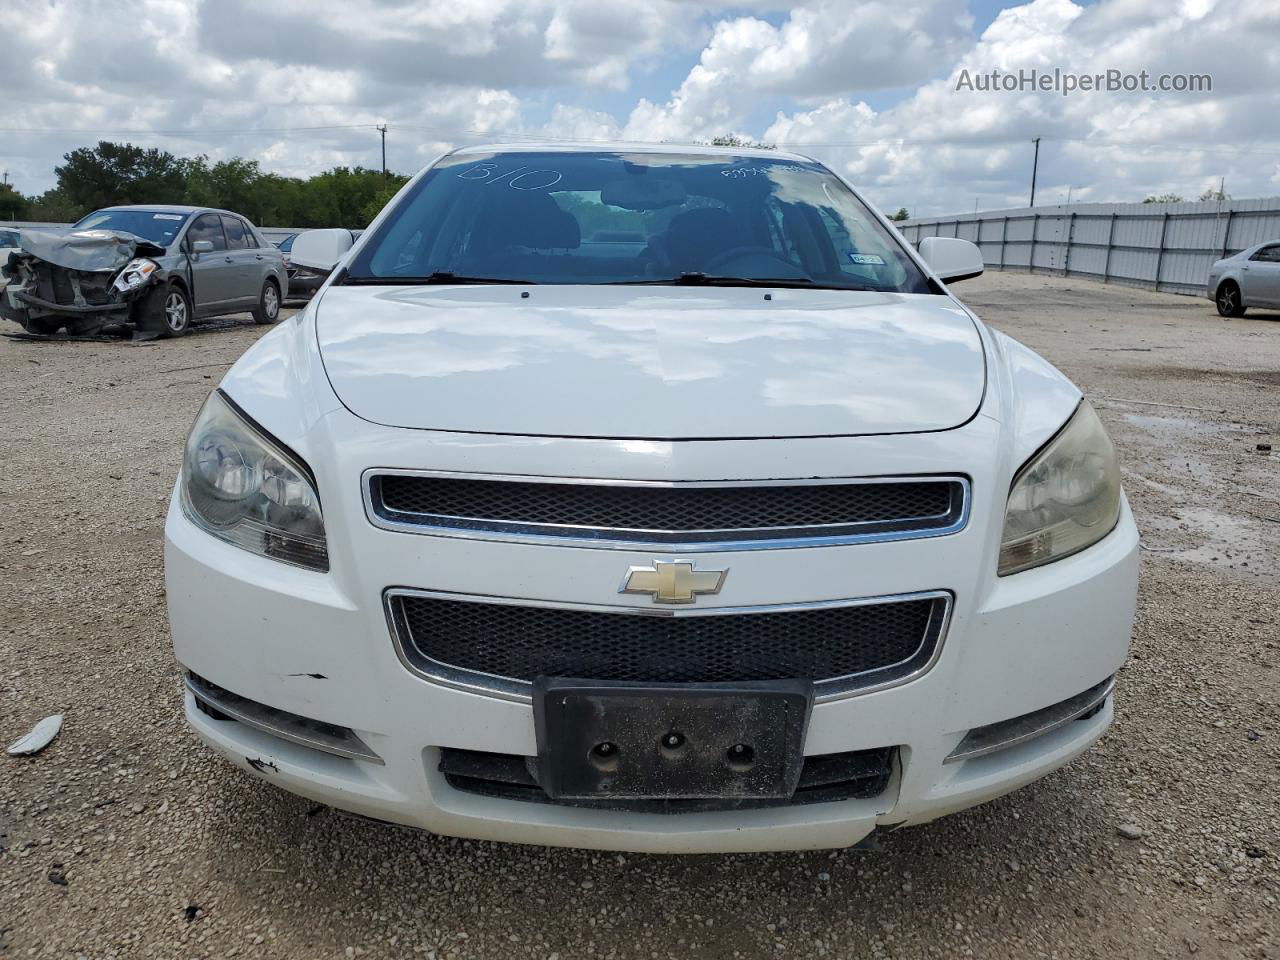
[620,560,728,605]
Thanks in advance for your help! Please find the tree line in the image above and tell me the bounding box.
[9,138,1213,228]
[0,141,410,228]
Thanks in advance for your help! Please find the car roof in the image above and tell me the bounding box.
[92,204,251,219]
[450,141,817,164]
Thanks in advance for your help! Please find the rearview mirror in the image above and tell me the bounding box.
[601,177,687,211]
[918,236,984,283]
[290,228,355,275]
[190,240,214,254]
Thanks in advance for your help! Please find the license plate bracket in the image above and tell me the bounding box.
[533,678,813,801]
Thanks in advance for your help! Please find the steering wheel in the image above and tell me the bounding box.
[701,246,798,274]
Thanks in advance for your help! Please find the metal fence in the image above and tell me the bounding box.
[896,197,1280,296]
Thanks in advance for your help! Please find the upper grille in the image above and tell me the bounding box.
[388,591,949,701]
[367,473,967,550]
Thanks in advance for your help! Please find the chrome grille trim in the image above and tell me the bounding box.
[363,469,971,552]
[384,588,953,705]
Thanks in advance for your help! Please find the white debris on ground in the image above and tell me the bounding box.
[6,715,63,756]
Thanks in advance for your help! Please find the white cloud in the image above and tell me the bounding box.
[2,0,1277,216]
[763,0,1280,214]
[622,0,974,142]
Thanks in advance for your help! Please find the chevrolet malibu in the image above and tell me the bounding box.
[166,143,1138,853]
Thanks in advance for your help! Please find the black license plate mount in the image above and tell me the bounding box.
[533,678,813,802]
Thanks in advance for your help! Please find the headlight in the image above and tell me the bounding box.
[180,391,328,571]
[998,401,1121,576]
[112,257,160,293]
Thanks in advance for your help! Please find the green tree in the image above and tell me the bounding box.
[1198,186,1230,202]
[26,189,82,223]
[1143,193,1184,204]
[890,207,910,221]
[54,141,189,215]
[358,178,411,227]
[183,156,266,217]
[0,184,29,220]
[708,134,776,150]
[22,140,412,228]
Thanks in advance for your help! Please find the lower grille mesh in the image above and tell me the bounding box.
[391,593,947,694]
[438,745,895,812]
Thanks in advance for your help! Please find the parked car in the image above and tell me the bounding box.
[0,227,20,291]
[1209,241,1280,316]
[0,206,287,337]
[166,143,1137,853]
[274,233,324,302]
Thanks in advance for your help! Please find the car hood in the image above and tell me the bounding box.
[314,284,986,439]
[10,228,166,273]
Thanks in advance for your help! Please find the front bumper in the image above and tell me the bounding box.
[284,271,323,299]
[166,445,1138,851]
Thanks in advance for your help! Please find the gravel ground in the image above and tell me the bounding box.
[1,273,1277,959]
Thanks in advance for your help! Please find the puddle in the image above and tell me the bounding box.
[1143,507,1277,578]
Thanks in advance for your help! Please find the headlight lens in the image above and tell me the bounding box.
[112,257,159,293]
[998,401,1121,576]
[181,391,329,571]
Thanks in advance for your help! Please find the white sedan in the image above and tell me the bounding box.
[0,227,19,260]
[0,228,19,292]
[165,143,1138,853]
[1208,240,1280,316]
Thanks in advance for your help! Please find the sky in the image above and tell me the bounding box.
[3,0,1278,217]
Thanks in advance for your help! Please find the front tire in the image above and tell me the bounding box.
[159,282,193,337]
[252,279,281,325]
[21,316,64,336]
[1216,281,1246,317]
[64,316,107,337]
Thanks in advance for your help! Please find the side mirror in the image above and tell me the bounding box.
[191,240,214,254]
[919,236,984,284]
[290,229,355,275]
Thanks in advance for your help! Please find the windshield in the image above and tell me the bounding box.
[0,229,19,247]
[275,235,295,252]
[73,209,190,247]
[345,151,931,292]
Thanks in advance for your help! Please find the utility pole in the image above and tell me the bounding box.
[1029,137,1040,207]
[377,125,388,179]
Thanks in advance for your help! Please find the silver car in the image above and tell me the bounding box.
[0,205,288,337]
[1208,240,1280,317]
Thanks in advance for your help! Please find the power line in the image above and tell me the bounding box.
[3,122,1280,157]
[0,123,382,136]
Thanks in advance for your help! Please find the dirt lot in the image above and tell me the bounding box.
[1,272,1277,959]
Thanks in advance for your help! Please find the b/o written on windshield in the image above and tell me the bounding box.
[456,164,563,191]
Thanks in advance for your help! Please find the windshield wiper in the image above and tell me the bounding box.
[609,272,876,291]
[340,272,535,286]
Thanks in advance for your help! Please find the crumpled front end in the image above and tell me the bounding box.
[0,228,168,336]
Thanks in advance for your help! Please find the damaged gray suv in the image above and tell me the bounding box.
[0,206,287,338]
